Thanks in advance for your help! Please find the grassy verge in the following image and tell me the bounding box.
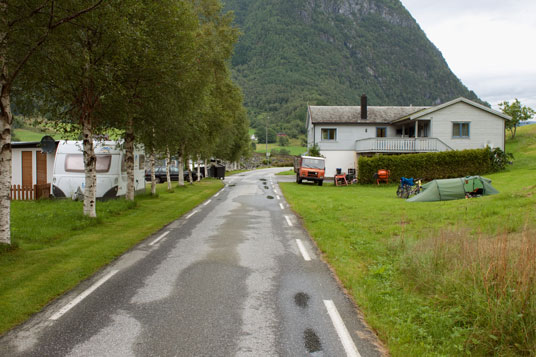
[255,142,306,156]
[280,125,536,356]
[12,128,61,142]
[276,169,295,175]
[0,179,222,334]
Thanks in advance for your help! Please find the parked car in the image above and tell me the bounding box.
[145,167,203,183]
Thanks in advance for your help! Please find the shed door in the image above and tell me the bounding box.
[36,152,47,184]
[22,151,33,187]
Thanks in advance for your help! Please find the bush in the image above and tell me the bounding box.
[489,147,514,172]
[358,148,492,184]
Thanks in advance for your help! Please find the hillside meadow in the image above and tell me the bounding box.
[280,125,536,356]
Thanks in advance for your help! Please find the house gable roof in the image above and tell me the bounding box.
[394,97,511,122]
[309,105,429,124]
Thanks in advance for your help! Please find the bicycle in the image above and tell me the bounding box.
[396,177,422,198]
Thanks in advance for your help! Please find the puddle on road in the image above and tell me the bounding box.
[294,292,310,308]
[266,195,274,199]
[228,184,236,187]
[304,328,322,353]
[260,178,267,182]
[264,185,269,189]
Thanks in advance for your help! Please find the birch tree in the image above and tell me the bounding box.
[27,1,133,217]
[0,0,102,244]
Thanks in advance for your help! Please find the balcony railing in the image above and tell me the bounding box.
[355,137,452,153]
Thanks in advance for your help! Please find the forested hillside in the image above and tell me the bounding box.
[223,0,481,137]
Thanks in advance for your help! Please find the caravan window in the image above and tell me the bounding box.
[65,154,111,173]
[139,155,145,170]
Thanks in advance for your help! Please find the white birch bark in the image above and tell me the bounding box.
[204,159,208,178]
[166,147,171,191]
[82,116,97,217]
[196,156,201,182]
[178,149,185,187]
[125,118,135,201]
[187,155,193,184]
[150,151,156,195]
[0,70,12,245]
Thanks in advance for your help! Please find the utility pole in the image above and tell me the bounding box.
[265,116,269,163]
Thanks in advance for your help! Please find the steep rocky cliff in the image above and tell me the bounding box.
[223,0,480,136]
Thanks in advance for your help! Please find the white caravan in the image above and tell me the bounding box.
[52,141,146,199]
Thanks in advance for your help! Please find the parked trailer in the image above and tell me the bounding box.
[52,141,146,199]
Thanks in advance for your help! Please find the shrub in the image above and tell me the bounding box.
[489,147,514,172]
[358,148,492,184]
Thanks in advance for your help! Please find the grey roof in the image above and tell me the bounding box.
[309,106,429,124]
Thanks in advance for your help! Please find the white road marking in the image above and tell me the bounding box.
[149,231,169,246]
[276,195,280,200]
[50,270,119,321]
[295,239,311,261]
[279,203,284,210]
[186,210,198,219]
[323,300,361,357]
[214,191,221,197]
[284,215,293,227]
[203,199,212,206]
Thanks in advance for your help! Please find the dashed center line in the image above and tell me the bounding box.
[276,195,280,200]
[149,231,169,246]
[296,239,311,261]
[186,210,198,219]
[284,215,293,226]
[324,300,361,357]
[279,203,284,210]
[203,199,212,206]
[50,270,119,321]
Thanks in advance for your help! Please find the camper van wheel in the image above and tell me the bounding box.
[318,180,323,186]
[296,174,302,184]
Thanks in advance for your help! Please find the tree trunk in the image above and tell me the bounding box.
[188,156,193,184]
[204,159,208,178]
[125,117,135,201]
[196,156,201,182]
[150,151,156,196]
[166,147,172,191]
[82,115,97,217]
[0,79,12,245]
[178,148,185,187]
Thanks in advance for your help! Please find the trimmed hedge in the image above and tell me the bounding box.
[358,148,492,184]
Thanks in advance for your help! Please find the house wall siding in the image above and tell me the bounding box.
[427,102,505,150]
[320,150,356,177]
[314,124,379,151]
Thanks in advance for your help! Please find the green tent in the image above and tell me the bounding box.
[407,176,499,202]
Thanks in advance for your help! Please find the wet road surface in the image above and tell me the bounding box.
[0,168,385,357]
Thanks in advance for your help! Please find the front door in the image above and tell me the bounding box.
[36,151,47,184]
[22,151,33,187]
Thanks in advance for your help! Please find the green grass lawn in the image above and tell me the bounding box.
[0,180,222,334]
[281,125,536,356]
[12,128,61,142]
[276,169,295,175]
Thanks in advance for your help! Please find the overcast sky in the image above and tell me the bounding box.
[399,0,536,110]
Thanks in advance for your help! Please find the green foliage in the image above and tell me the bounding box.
[499,98,535,138]
[358,149,492,184]
[278,135,289,146]
[223,0,483,137]
[255,126,277,143]
[488,147,514,172]
[307,144,322,157]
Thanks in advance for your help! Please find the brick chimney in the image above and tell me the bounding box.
[361,94,367,119]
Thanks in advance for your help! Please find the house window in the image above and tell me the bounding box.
[452,122,470,138]
[376,127,387,137]
[321,128,336,141]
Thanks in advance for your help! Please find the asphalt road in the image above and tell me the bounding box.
[0,168,385,357]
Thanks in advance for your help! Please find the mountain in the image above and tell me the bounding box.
[222,0,482,138]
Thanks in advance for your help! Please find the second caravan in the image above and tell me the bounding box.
[52,141,146,199]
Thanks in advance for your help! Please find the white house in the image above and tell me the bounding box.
[306,96,510,177]
[12,141,57,188]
